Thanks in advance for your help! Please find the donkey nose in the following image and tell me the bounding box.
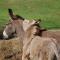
[3,30,8,39]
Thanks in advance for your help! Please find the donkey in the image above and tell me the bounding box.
[2,9,26,60]
[22,21,59,60]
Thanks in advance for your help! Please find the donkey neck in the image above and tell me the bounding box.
[23,26,35,45]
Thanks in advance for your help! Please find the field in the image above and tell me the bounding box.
[0,0,60,30]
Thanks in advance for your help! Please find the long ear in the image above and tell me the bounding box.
[38,19,41,22]
[8,9,16,20]
[8,9,14,17]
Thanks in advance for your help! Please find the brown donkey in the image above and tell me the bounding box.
[0,12,25,60]
[22,21,59,60]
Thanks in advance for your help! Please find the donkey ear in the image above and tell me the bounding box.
[37,19,41,23]
[8,8,15,20]
[34,19,41,23]
[8,9,13,17]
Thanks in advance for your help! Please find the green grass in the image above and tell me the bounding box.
[0,0,60,29]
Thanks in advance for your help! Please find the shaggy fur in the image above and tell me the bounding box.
[22,24,59,60]
[0,37,23,60]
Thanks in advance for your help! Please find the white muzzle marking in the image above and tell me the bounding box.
[3,30,8,39]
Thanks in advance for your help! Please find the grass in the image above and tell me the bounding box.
[0,0,60,29]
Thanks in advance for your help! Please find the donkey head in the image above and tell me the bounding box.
[3,9,24,39]
[24,20,41,38]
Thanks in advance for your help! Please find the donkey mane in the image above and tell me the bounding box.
[8,8,24,20]
[16,15,24,20]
